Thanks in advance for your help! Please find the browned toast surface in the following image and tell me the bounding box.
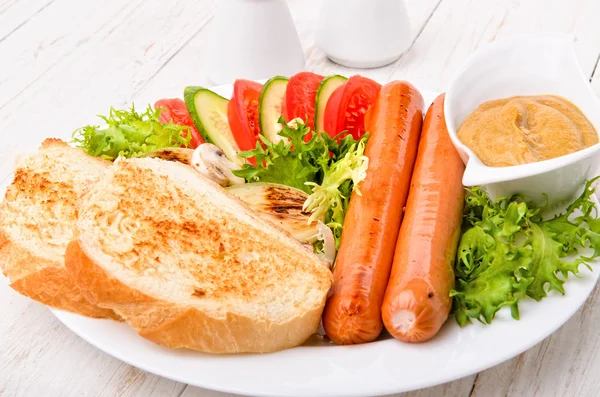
[69,157,331,352]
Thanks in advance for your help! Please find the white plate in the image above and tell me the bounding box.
[4,84,599,397]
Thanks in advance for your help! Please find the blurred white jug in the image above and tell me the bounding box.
[315,0,411,68]
[206,0,306,85]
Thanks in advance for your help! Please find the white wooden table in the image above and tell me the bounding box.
[2,0,600,396]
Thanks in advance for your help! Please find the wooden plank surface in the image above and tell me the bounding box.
[0,0,215,187]
[1,0,600,396]
[0,0,55,43]
[384,0,600,89]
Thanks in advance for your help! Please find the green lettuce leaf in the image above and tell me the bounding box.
[72,105,190,160]
[233,118,328,193]
[452,178,600,326]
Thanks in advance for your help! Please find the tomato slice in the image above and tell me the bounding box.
[323,75,381,140]
[283,72,324,135]
[324,85,344,138]
[228,79,263,164]
[154,98,203,149]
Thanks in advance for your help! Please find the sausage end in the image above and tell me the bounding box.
[323,297,383,345]
[382,280,450,343]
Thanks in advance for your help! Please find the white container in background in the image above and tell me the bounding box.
[206,0,305,85]
[445,33,600,207]
[315,0,412,68]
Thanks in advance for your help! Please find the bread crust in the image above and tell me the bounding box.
[1,230,118,319]
[66,240,326,353]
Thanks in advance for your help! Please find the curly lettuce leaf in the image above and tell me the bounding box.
[523,223,571,300]
[451,239,532,325]
[452,178,600,326]
[451,198,534,325]
[303,138,369,249]
[72,104,190,160]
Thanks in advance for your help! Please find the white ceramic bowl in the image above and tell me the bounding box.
[315,0,411,68]
[206,0,305,85]
[445,33,600,206]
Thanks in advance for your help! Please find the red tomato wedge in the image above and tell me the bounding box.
[323,75,381,140]
[228,79,263,164]
[154,98,203,149]
[283,72,324,135]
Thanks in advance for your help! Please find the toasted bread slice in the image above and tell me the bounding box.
[66,157,332,353]
[0,139,118,319]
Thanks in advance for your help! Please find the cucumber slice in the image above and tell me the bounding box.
[314,75,348,134]
[259,76,289,142]
[184,86,243,165]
